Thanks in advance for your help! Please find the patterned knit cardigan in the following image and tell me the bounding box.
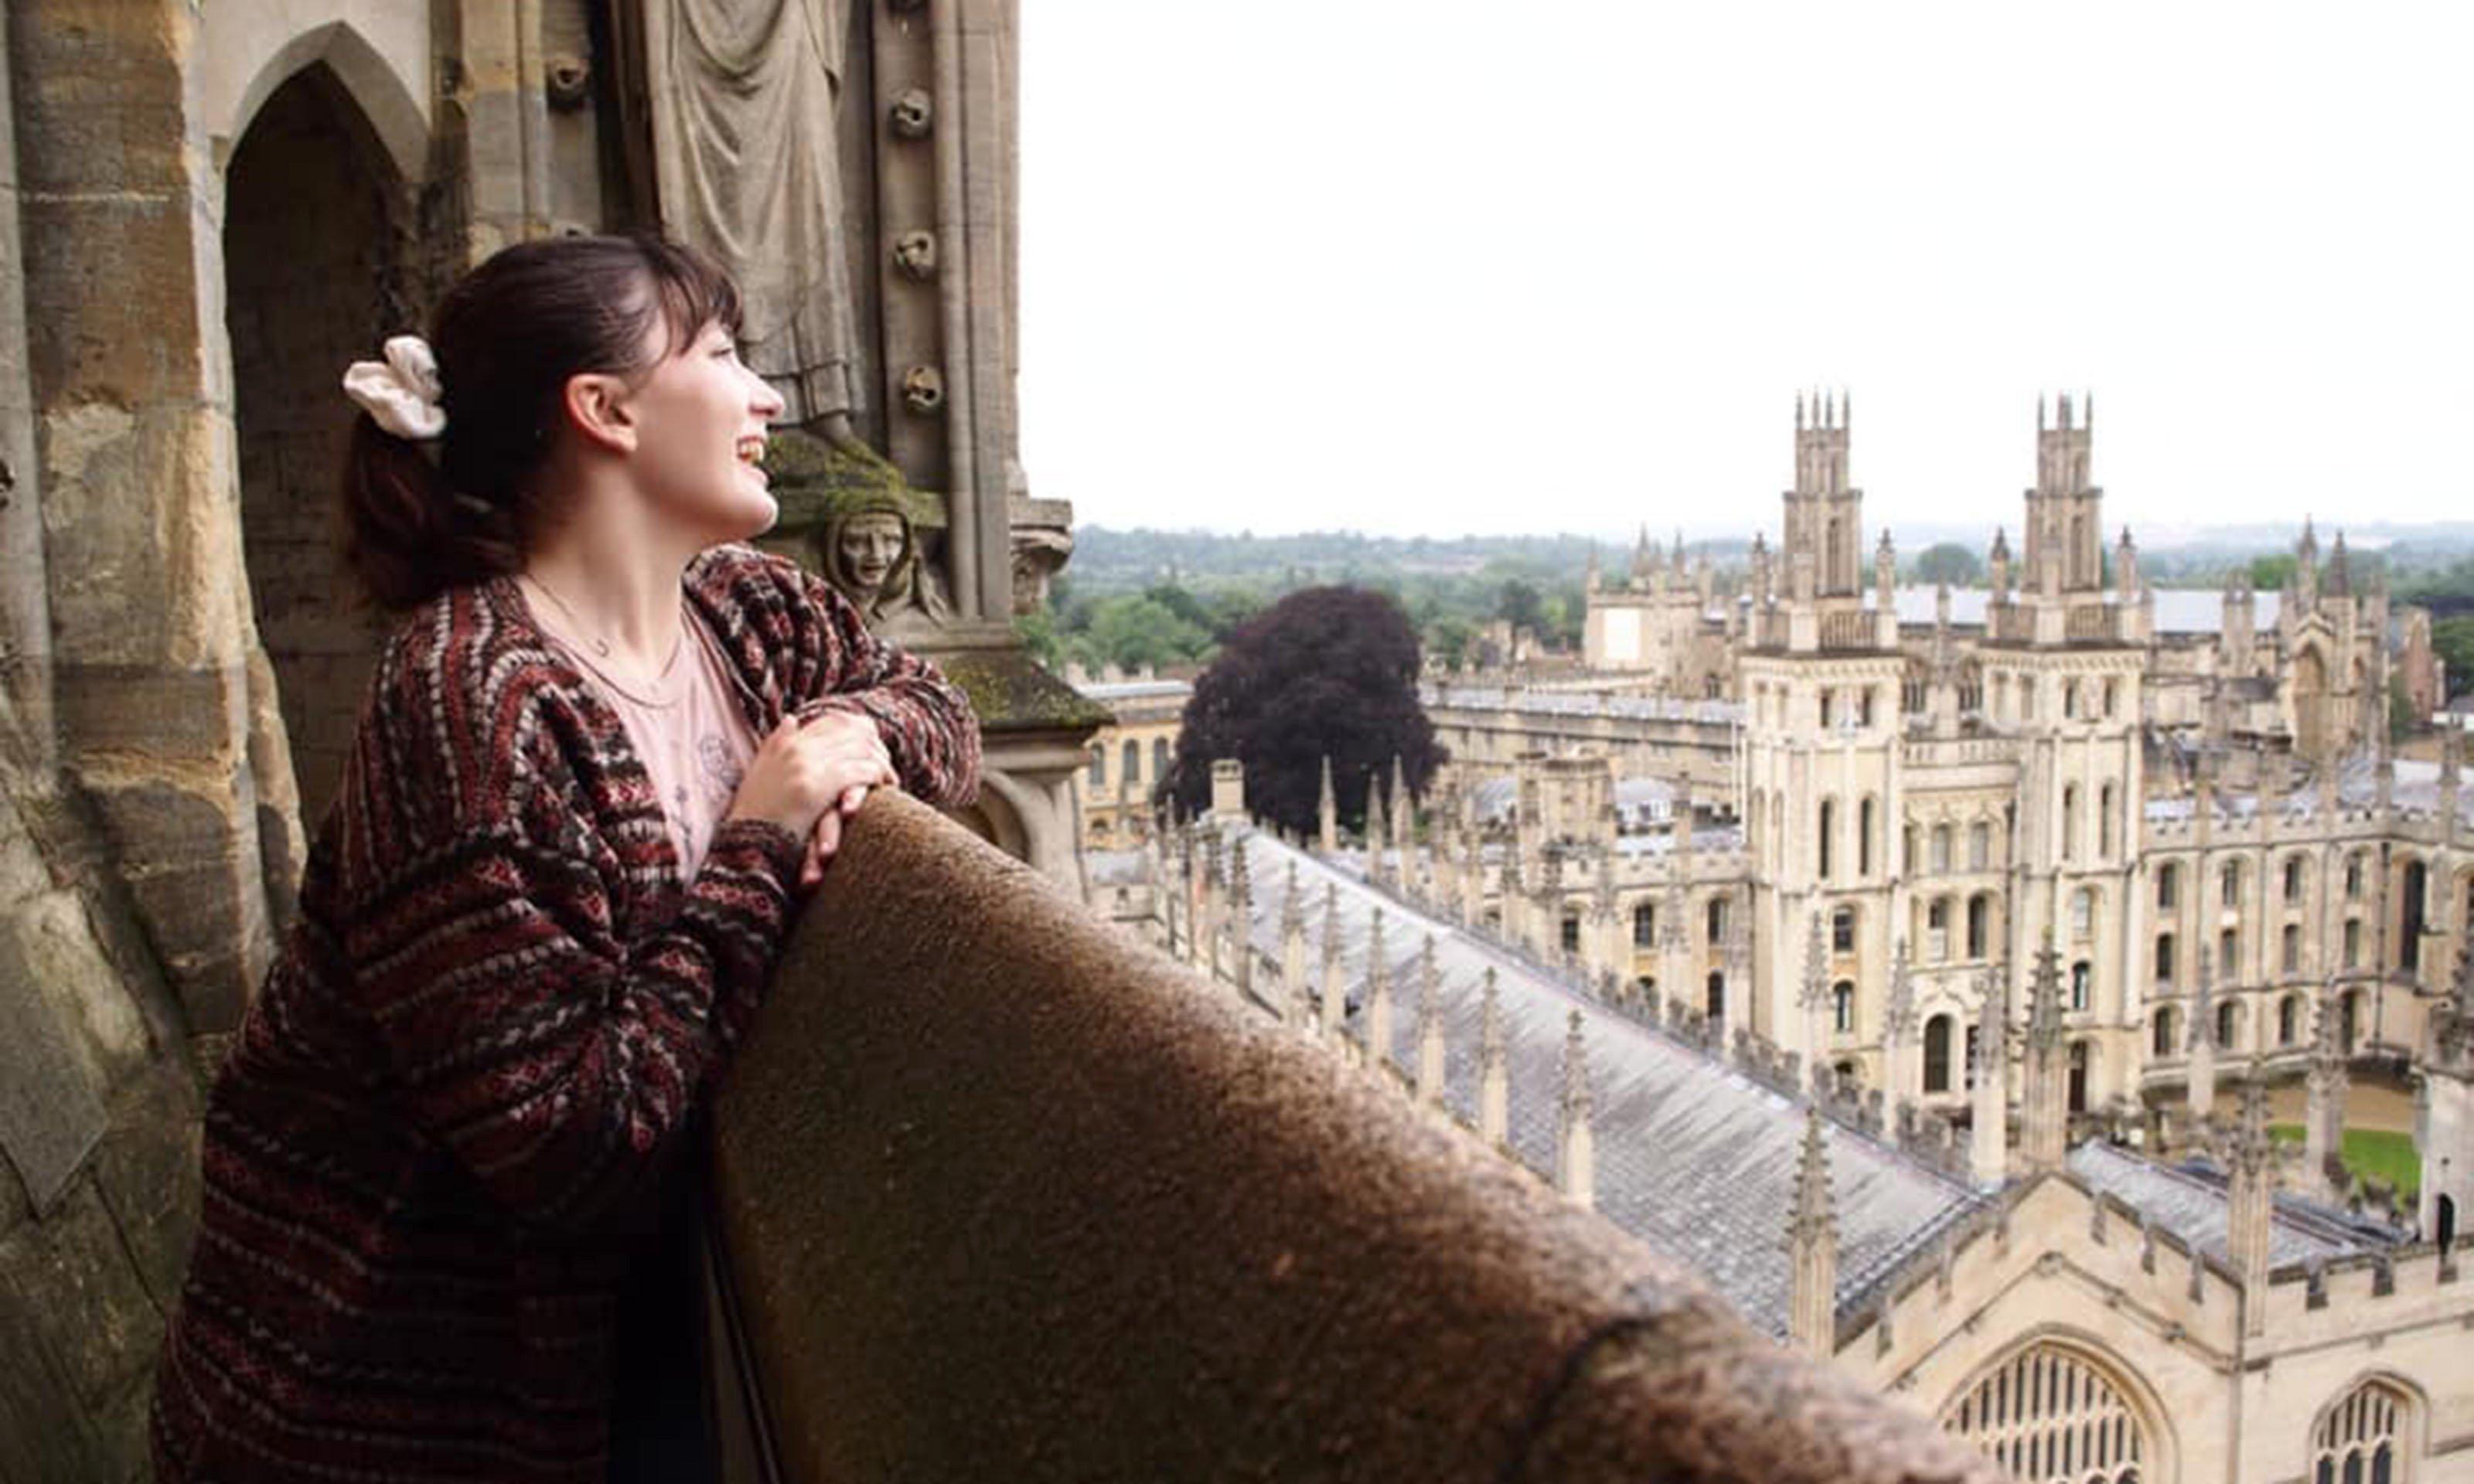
[150,542,981,1482]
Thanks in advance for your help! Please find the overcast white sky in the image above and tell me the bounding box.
[1016,2,2474,545]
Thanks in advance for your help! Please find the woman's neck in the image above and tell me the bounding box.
[518,495,700,676]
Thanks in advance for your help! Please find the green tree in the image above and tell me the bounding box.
[2434,616,2474,697]
[2248,553,2299,591]
[1913,542,1983,586]
[1163,587,1445,833]
[1496,579,1544,633]
[1085,594,1213,672]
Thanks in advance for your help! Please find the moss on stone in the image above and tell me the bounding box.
[935,648,1110,734]
[760,427,946,533]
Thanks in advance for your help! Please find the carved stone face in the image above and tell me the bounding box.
[837,511,909,601]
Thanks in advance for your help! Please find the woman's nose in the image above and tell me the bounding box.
[748,370,787,420]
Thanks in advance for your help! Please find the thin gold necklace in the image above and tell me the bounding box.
[518,570,614,658]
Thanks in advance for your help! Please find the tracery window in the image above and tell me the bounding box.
[1942,1342,2152,1484]
[2157,863,2179,910]
[1924,1014,1953,1093]
[2311,1378,2414,1484]
[1833,906,1858,954]
[1633,903,1657,948]
[1832,980,1855,1035]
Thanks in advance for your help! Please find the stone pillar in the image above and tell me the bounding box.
[1971,967,2009,1185]
[2305,995,2349,1198]
[1317,754,1337,856]
[2188,942,2220,1121]
[1558,1009,1595,1209]
[1209,757,1245,822]
[2019,937,2068,1173]
[15,0,290,1043]
[1364,772,1389,887]
[1787,1109,1838,1359]
[2227,1070,2275,1336]
[1477,968,1508,1145]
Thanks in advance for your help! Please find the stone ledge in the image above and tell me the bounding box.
[712,791,2002,1483]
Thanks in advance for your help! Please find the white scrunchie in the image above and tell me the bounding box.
[342,335,446,441]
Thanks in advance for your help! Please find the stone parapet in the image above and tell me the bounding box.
[711,791,2002,1483]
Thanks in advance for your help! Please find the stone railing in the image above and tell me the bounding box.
[709,792,2002,1483]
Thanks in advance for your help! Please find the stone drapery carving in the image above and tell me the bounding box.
[642,0,860,431]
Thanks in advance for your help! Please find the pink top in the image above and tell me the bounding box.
[516,575,763,881]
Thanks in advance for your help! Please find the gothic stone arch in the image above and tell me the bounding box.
[1937,1329,2176,1484]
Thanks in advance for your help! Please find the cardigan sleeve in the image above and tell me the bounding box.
[775,556,983,809]
[339,701,812,1236]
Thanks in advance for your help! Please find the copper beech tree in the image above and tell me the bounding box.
[1162,586,1444,837]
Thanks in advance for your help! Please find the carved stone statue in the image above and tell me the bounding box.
[640,0,866,449]
[760,429,949,629]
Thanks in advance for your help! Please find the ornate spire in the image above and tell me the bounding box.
[1363,772,1389,884]
[1365,907,1392,1067]
[1416,934,1445,1104]
[1799,909,1830,1013]
[2020,931,2069,1171]
[2228,1059,2274,1334]
[1317,754,1337,856]
[1228,836,1253,995]
[1478,968,1508,1145]
[1787,1108,1838,1356]
[1319,880,1344,1037]
[1558,1009,1596,1208]
[1883,938,1917,1047]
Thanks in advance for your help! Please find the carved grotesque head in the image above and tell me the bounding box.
[836,509,911,608]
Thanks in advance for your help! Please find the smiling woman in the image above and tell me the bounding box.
[148,232,983,1484]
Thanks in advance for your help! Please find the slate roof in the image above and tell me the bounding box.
[1879,586,2286,635]
[2065,1143,2378,1268]
[1227,826,1982,1338]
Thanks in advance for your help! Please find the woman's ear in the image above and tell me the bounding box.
[561,371,637,455]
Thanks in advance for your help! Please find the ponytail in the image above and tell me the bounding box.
[339,416,523,612]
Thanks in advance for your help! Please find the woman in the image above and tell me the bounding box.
[149,233,980,1481]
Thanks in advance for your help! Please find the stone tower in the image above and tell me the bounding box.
[2024,393,2104,594]
[1784,391,1863,601]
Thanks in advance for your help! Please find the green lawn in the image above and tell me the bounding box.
[2267,1125,2420,1206]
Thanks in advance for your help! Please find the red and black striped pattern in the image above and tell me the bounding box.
[151,543,980,1481]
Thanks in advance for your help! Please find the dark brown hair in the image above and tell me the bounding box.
[340,232,744,611]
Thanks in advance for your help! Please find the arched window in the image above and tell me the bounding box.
[1122,739,1140,785]
[2279,993,2302,1046]
[1833,906,1858,954]
[2310,1378,2415,1484]
[2158,863,2179,910]
[2061,785,2079,862]
[2072,887,2097,941]
[1859,796,1877,876]
[2217,999,2241,1052]
[2070,960,2092,1012]
[2154,1006,2179,1057]
[2344,918,2363,968]
[1832,980,1855,1035]
[1706,969,1726,1023]
[2220,927,2240,982]
[1706,896,1728,944]
[1967,893,1992,958]
[2222,858,2244,908]
[1941,1341,2154,1484]
[2068,1040,2091,1114]
[2104,678,2119,717]
[1818,797,1837,880]
[1927,897,1952,961]
[1561,912,1583,955]
[2283,924,2302,976]
[1932,824,1954,873]
[2099,782,2117,856]
[2401,860,2428,973]
[1969,821,1991,870]
[2340,989,2361,1054]
[2155,931,2177,985]
[1087,747,1106,787]
[2346,853,2365,900]
[2285,856,2307,904]
[1924,1014,1953,1093]
[1153,737,1171,781]
[1632,903,1657,948]
[2063,680,2080,720]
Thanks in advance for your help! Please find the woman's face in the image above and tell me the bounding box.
[613,315,786,543]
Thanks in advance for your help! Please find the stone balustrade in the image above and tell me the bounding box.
[708,791,2004,1482]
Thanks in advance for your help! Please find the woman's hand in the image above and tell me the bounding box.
[725,711,897,888]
